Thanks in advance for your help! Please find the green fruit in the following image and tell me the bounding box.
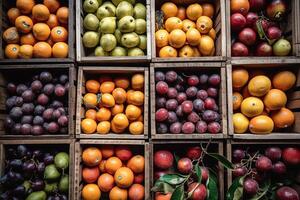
[44,182,58,194]
[95,46,109,56]
[114,29,122,44]
[135,19,146,34]
[54,152,69,170]
[273,39,291,56]
[112,0,135,6]
[96,2,116,20]
[118,16,135,33]
[111,46,127,56]
[121,32,139,48]
[134,3,146,19]
[101,34,117,51]
[83,14,99,31]
[82,31,100,48]
[138,35,147,50]
[100,17,116,33]
[59,175,69,193]
[97,0,102,4]
[44,164,61,181]
[25,191,46,200]
[83,0,100,13]
[23,180,31,192]
[116,1,133,19]
[128,47,144,56]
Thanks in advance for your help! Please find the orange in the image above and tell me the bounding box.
[186,28,201,46]
[127,91,144,106]
[232,68,249,89]
[5,44,20,59]
[99,160,107,173]
[127,155,145,173]
[83,93,99,107]
[192,46,201,57]
[159,46,177,57]
[112,113,129,130]
[208,28,216,40]
[101,93,115,107]
[20,33,36,45]
[129,121,144,135]
[231,0,250,15]
[81,118,97,134]
[97,121,111,134]
[161,2,178,19]
[51,26,68,42]
[33,23,51,41]
[33,42,52,58]
[155,30,169,48]
[198,35,214,56]
[52,42,68,58]
[111,122,126,134]
[114,77,130,89]
[176,6,186,20]
[165,17,183,32]
[114,167,134,188]
[86,80,100,94]
[202,3,215,18]
[271,107,295,128]
[15,16,33,33]
[128,184,145,200]
[7,8,21,24]
[196,16,213,34]
[46,14,59,29]
[248,75,271,97]
[18,44,33,59]
[82,184,101,200]
[3,27,19,44]
[112,88,127,104]
[125,105,142,121]
[263,89,287,111]
[85,109,97,120]
[272,71,296,91]
[32,4,50,22]
[111,104,125,116]
[16,0,35,14]
[109,186,128,200]
[82,147,102,167]
[233,113,249,134]
[82,167,100,183]
[155,192,172,200]
[241,97,264,117]
[249,115,274,134]
[131,74,144,90]
[186,3,203,21]
[179,45,194,57]
[56,7,69,24]
[100,81,115,93]
[105,156,123,175]
[233,92,243,110]
[97,173,115,192]
[182,19,196,32]
[168,29,186,49]
[96,107,111,121]
[44,0,60,13]
[101,146,114,159]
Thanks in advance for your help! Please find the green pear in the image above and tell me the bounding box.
[138,35,147,50]
[118,16,135,33]
[114,29,122,44]
[82,31,100,48]
[25,191,47,200]
[83,14,99,31]
[100,17,116,33]
[116,1,133,19]
[135,18,146,34]
[97,0,102,5]
[101,34,117,51]
[44,164,61,181]
[95,46,109,56]
[96,2,116,20]
[54,152,69,170]
[112,0,135,6]
[134,3,146,19]
[128,47,145,56]
[121,32,139,48]
[83,0,99,13]
[59,175,69,193]
[111,46,127,56]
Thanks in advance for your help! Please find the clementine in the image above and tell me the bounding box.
[82,147,102,167]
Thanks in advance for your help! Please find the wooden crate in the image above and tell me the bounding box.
[0,139,75,199]
[76,0,151,63]
[150,62,227,139]
[226,139,300,189]
[0,64,76,139]
[151,0,226,62]
[74,140,150,200]
[0,0,75,63]
[76,66,149,139]
[225,0,300,60]
[227,61,300,140]
[150,140,225,200]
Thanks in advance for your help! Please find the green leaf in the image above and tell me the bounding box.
[194,164,202,183]
[207,153,234,169]
[171,185,184,200]
[159,174,187,185]
[226,176,245,200]
[151,180,175,194]
[256,19,266,40]
[174,153,180,164]
[249,179,271,200]
[207,177,218,200]
[233,187,243,200]
[208,168,218,184]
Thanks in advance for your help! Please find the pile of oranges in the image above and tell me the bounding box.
[155,2,216,58]
[3,0,69,59]
[81,146,145,200]
[81,74,145,135]
[232,69,296,134]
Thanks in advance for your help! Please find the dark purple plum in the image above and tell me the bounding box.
[177,92,187,104]
[256,156,272,172]
[208,74,221,86]
[43,108,54,121]
[9,107,23,120]
[57,107,66,115]
[233,149,246,163]
[233,164,247,177]
[59,74,68,84]
[207,122,221,134]
[165,99,178,111]
[264,147,282,161]
[11,123,22,134]
[202,110,219,122]
[246,12,259,27]
[7,83,17,94]
[15,97,24,107]
[33,150,44,161]
[34,105,45,116]
[170,122,182,134]
[20,124,32,135]
[13,185,25,197]
[155,108,168,122]
[39,71,53,84]
[16,84,28,95]
[58,116,68,127]
[207,87,218,98]
[187,112,200,123]
[197,90,208,100]
[31,179,45,191]
[182,122,195,134]
[196,121,207,133]
[272,161,286,175]
[31,125,44,135]
[47,122,59,134]
[186,86,197,98]
[204,97,217,110]
[156,97,166,108]
[50,100,63,109]
[167,87,178,99]
[43,84,55,96]
[22,90,34,102]
[175,84,184,92]
[276,186,299,200]
[21,115,33,124]
[43,154,54,165]
[176,105,184,117]
[64,82,69,92]
[155,71,165,81]
[6,96,17,110]
[167,111,178,124]
[4,117,15,130]
[199,74,208,84]
[193,99,205,112]
[37,162,45,175]
[53,109,62,120]
[31,80,43,93]
[165,71,177,83]
[243,178,259,196]
[181,101,193,114]
[37,94,49,105]
[187,75,199,86]
[157,123,168,134]
[54,84,65,97]
[21,103,34,115]
[156,81,169,95]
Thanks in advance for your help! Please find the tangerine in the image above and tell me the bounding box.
[52,42,68,58]
[96,107,111,122]
[198,35,214,56]
[105,156,123,175]
[97,173,115,192]
[82,184,101,200]
[159,46,177,57]
[7,8,21,24]
[99,160,106,173]
[231,0,250,15]
[131,74,144,90]
[86,80,100,94]
[111,104,125,116]
[179,45,194,57]
[15,16,33,33]
[85,109,97,120]
[46,14,59,29]
[51,26,68,42]
[82,167,100,183]
[165,17,183,32]
[82,147,102,167]
[97,121,111,134]
[109,186,128,200]
[114,167,134,188]
[81,118,97,134]
[56,7,69,24]
[127,155,145,173]
[32,4,50,22]
[100,81,115,93]
[101,93,115,107]
[20,33,36,45]
[33,23,51,41]
[16,0,35,14]
[168,29,186,48]
[5,44,20,59]
[186,28,201,46]
[182,19,196,32]
[112,88,127,104]
[83,93,98,107]
[161,2,178,19]
[18,44,33,59]
[155,29,169,48]
[186,3,203,21]
[127,91,144,106]
[125,105,142,121]
[33,42,52,58]
[112,113,129,130]
[129,121,144,135]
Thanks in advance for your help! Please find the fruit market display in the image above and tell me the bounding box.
[0,144,70,199]
[81,146,145,199]
[232,68,296,134]
[155,2,216,58]
[230,0,292,56]
[4,71,69,136]
[155,70,222,134]
[82,0,147,56]
[2,0,69,59]
[81,73,145,135]
[228,145,300,199]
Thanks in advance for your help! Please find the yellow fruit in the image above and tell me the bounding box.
[249,115,274,134]
[232,68,249,89]
[129,121,144,135]
[272,71,296,91]
[97,121,111,134]
[233,92,243,110]
[233,113,249,134]
[198,35,214,56]
[271,107,295,128]
[263,89,287,111]
[241,97,264,117]
[248,75,271,97]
